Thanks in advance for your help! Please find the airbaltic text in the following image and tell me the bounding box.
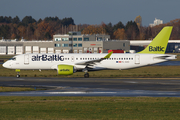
[32,54,64,61]
[149,46,164,52]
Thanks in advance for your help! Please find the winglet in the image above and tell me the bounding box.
[104,51,113,59]
[138,26,173,54]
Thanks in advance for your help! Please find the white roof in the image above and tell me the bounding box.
[130,40,180,46]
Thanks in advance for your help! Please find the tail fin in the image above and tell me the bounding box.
[138,26,173,54]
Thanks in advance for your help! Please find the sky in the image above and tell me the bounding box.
[0,0,179,26]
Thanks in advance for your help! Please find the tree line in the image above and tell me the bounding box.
[0,16,76,40]
[0,16,180,40]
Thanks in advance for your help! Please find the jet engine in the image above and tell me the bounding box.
[57,65,76,75]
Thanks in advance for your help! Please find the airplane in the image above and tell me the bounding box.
[3,26,177,78]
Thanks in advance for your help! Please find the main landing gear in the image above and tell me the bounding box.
[83,68,89,78]
[84,73,89,78]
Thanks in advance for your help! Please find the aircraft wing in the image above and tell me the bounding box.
[75,51,113,66]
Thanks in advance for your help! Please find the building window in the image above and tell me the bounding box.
[78,38,82,41]
[97,37,102,40]
[84,38,89,41]
[73,38,77,41]
[123,43,125,47]
[62,44,69,47]
[69,38,72,41]
[78,43,82,47]
[54,44,61,47]
[69,44,72,47]
[62,38,69,41]
[73,43,77,47]
[55,38,61,41]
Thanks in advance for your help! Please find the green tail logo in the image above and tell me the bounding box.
[139,26,173,54]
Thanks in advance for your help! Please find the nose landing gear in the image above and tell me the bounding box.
[16,69,20,78]
[16,73,20,78]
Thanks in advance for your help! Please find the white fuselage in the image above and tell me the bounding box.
[3,53,176,71]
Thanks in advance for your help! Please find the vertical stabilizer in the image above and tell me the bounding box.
[138,26,173,54]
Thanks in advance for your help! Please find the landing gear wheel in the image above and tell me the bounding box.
[16,74,20,78]
[84,73,89,78]
[16,73,20,78]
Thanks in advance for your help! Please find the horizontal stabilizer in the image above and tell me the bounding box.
[154,55,177,60]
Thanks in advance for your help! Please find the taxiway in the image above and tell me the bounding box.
[0,77,180,97]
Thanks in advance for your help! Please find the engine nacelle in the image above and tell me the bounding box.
[57,65,76,75]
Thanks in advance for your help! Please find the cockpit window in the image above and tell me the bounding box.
[10,57,16,61]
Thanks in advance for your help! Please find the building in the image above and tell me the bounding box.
[149,18,163,27]
[53,32,129,53]
[0,32,130,55]
[0,39,54,55]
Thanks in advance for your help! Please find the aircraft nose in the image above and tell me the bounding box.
[2,62,7,68]
[2,61,11,68]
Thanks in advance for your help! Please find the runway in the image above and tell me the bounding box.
[0,77,180,97]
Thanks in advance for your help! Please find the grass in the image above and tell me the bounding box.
[0,87,45,92]
[0,97,180,120]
